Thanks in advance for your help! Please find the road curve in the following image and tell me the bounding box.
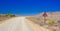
[0,17,51,31]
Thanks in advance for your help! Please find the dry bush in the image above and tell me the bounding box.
[26,16,38,23]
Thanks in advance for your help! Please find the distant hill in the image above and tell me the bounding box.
[35,12,60,23]
[24,12,60,25]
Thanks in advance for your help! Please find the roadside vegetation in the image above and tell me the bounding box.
[6,14,16,17]
[0,14,16,21]
[46,19,55,25]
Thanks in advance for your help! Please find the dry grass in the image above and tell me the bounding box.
[0,14,16,23]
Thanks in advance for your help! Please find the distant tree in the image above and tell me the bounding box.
[6,14,12,17]
[6,14,16,17]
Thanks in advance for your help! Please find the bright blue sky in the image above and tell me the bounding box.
[0,0,60,16]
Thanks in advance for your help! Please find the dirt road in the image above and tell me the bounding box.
[0,17,51,31]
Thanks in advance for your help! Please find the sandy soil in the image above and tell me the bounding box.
[0,17,51,31]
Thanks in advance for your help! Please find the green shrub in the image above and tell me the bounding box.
[6,14,16,17]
